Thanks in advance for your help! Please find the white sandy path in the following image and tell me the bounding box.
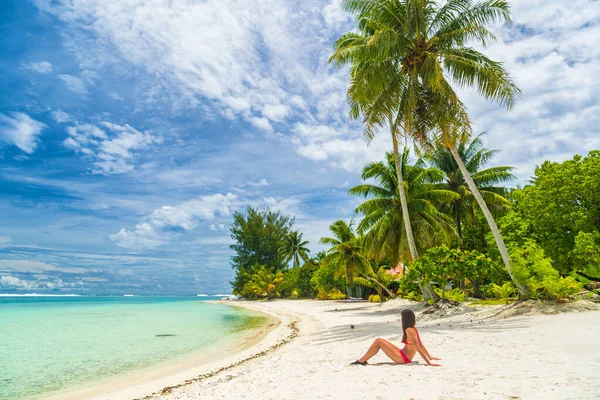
[152,299,600,400]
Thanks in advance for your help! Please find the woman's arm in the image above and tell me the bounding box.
[419,340,432,359]
[407,329,440,366]
[419,342,440,360]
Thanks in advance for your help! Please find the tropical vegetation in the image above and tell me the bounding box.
[228,149,596,304]
[225,1,598,305]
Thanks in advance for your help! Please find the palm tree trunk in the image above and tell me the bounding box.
[454,201,462,238]
[455,201,465,299]
[391,132,419,260]
[448,145,528,296]
[391,129,438,301]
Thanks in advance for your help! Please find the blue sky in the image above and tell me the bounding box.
[1,0,599,295]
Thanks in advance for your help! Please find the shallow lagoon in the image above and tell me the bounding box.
[0,296,266,400]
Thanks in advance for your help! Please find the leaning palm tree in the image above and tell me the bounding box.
[331,0,525,295]
[319,220,373,296]
[427,133,515,238]
[278,231,310,269]
[350,148,459,268]
[331,40,421,264]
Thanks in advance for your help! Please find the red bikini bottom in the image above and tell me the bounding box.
[399,349,411,363]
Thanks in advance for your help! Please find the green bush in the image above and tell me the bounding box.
[291,289,300,299]
[296,261,319,297]
[490,282,517,302]
[510,240,558,290]
[396,274,422,301]
[479,283,495,299]
[433,287,466,302]
[280,268,299,297]
[238,265,285,299]
[316,289,346,300]
[328,289,347,300]
[508,240,577,299]
[406,245,499,293]
[368,294,382,303]
[404,291,424,302]
[542,276,582,302]
[311,263,345,293]
[574,231,600,278]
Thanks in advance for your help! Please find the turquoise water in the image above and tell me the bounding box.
[0,296,266,400]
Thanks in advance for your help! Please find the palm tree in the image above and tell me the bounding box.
[279,231,310,269]
[319,220,373,296]
[330,37,421,265]
[350,148,459,268]
[249,266,284,299]
[331,0,525,295]
[427,133,515,238]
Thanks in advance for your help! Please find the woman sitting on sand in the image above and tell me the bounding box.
[351,309,441,366]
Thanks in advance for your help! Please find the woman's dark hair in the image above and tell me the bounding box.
[401,309,416,343]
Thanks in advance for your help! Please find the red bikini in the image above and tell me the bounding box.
[399,327,421,363]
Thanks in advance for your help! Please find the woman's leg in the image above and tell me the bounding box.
[358,338,406,364]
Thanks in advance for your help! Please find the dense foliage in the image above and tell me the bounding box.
[230,207,293,295]
[404,245,502,296]
[508,151,600,276]
[350,149,458,265]
[319,220,373,296]
[237,265,284,300]
[426,133,514,239]
[228,150,597,304]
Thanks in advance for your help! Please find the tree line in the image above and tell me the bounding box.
[229,147,599,303]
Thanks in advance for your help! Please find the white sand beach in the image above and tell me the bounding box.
[123,299,600,400]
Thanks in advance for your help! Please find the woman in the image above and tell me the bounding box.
[351,309,441,366]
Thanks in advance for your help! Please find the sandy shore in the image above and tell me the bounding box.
[143,299,600,400]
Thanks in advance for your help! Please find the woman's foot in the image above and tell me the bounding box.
[350,360,368,366]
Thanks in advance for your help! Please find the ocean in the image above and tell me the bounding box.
[0,295,267,400]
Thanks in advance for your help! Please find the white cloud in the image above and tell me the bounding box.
[208,224,227,232]
[64,121,162,174]
[262,104,290,122]
[263,195,305,218]
[33,1,351,131]
[450,0,600,183]
[0,112,47,154]
[0,275,71,290]
[0,260,87,274]
[36,0,600,185]
[109,223,164,251]
[25,61,54,73]
[0,236,12,245]
[292,122,390,171]
[108,92,124,101]
[45,278,66,289]
[322,0,350,27]
[0,275,37,289]
[110,193,238,250]
[51,110,71,123]
[250,117,274,133]
[247,179,269,187]
[58,74,87,94]
[153,168,222,188]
